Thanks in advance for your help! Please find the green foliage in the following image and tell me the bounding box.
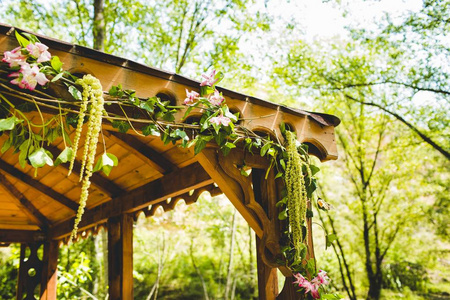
[0,246,20,299]
[382,261,428,292]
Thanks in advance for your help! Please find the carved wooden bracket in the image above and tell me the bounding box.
[196,147,293,276]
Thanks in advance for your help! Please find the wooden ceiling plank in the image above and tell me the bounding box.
[50,162,212,239]
[0,173,49,229]
[0,159,78,211]
[45,145,125,197]
[0,229,45,243]
[105,131,176,174]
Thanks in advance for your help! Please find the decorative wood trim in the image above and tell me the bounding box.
[0,172,49,229]
[0,159,78,211]
[105,131,176,174]
[17,243,43,300]
[108,214,133,300]
[50,162,213,239]
[140,184,221,219]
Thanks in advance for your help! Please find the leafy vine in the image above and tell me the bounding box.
[0,32,341,299]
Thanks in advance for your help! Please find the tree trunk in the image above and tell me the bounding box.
[225,210,237,299]
[93,0,105,51]
[367,278,382,300]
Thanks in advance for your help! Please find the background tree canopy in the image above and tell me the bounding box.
[0,0,448,299]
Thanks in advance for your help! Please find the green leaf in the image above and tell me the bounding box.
[15,31,30,47]
[194,137,207,155]
[68,86,81,100]
[214,71,225,85]
[1,138,12,153]
[22,33,39,44]
[326,234,337,249]
[260,142,272,157]
[51,56,63,72]
[108,84,122,97]
[280,122,286,135]
[162,111,175,122]
[51,72,64,82]
[18,140,30,169]
[142,124,160,136]
[28,148,53,168]
[278,210,288,220]
[0,116,23,131]
[214,131,227,146]
[112,120,130,133]
[54,147,74,166]
[306,178,317,198]
[93,152,118,176]
[310,165,320,176]
[141,98,156,113]
[200,85,215,97]
[221,142,236,156]
[279,159,286,170]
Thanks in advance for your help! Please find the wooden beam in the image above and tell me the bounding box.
[0,172,49,229]
[105,131,176,174]
[45,145,125,197]
[0,159,78,211]
[50,162,213,239]
[0,229,45,243]
[108,214,133,300]
[256,236,279,300]
[40,240,58,300]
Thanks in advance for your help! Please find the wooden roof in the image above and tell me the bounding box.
[0,24,339,244]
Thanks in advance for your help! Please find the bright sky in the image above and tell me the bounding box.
[264,0,423,38]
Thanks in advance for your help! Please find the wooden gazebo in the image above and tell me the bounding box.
[0,24,339,300]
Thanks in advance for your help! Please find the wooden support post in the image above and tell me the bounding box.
[108,214,133,300]
[256,236,278,300]
[40,240,59,300]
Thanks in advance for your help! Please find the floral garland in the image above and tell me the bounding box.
[0,32,342,299]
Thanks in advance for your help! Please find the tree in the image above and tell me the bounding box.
[271,3,450,296]
[2,0,270,79]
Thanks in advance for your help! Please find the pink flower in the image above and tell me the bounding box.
[315,270,330,286]
[9,63,49,91]
[200,70,218,87]
[309,284,320,299]
[293,273,307,286]
[208,90,224,106]
[184,89,199,105]
[293,272,325,299]
[209,115,231,127]
[2,47,27,67]
[26,42,51,63]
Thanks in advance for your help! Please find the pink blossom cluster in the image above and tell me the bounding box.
[184,70,231,127]
[293,270,330,299]
[184,70,224,106]
[209,115,231,126]
[2,42,51,91]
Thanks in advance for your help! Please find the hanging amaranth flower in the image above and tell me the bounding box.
[70,74,105,241]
